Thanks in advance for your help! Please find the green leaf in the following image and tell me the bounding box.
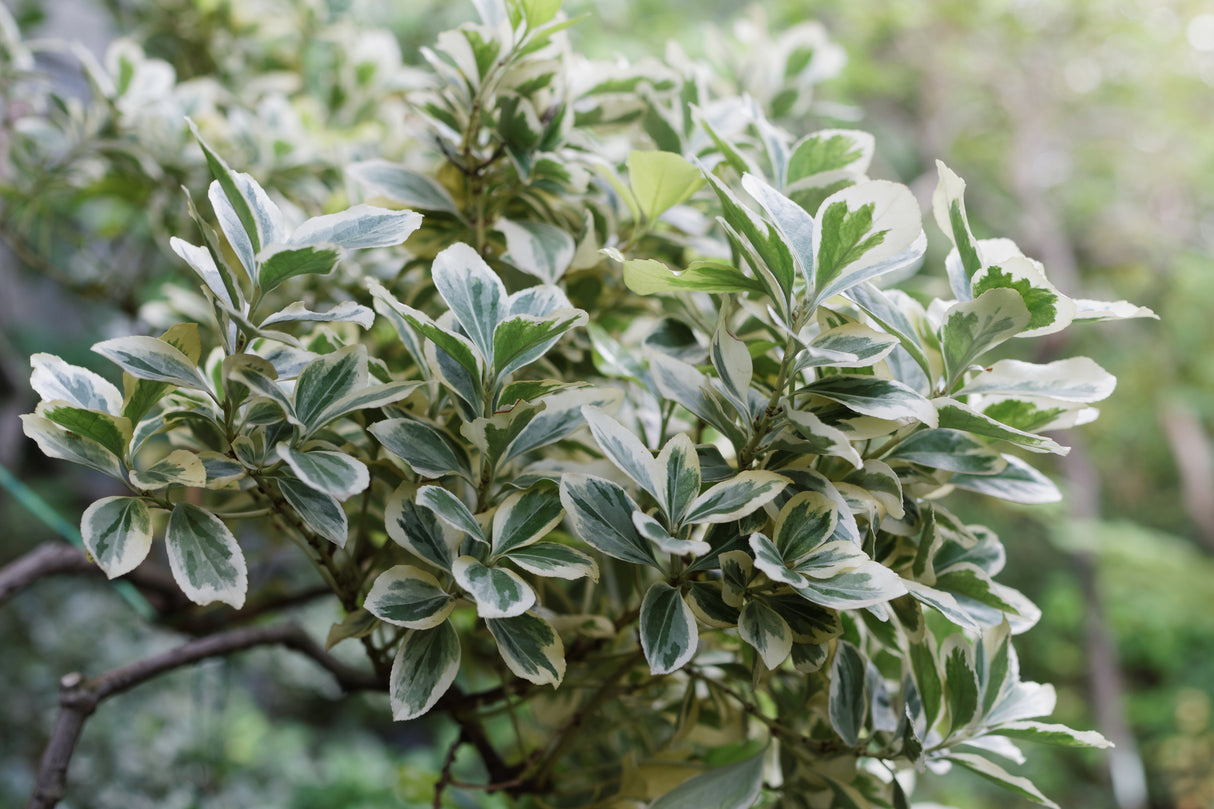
[493,308,588,381]
[683,471,788,525]
[290,205,422,250]
[499,218,575,284]
[829,641,868,747]
[802,375,937,426]
[325,608,378,651]
[648,750,765,809]
[787,129,874,187]
[276,444,369,502]
[432,242,506,365]
[492,487,564,555]
[93,335,207,391]
[486,612,566,686]
[640,581,698,675]
[739,599,793,670]
[581,405,659,498]
[627,150,704,221]
[119,324,203,425]
[417,485,486,543]
[655,433,702,526]
[370,418,473,481]
[621,257,765,297]
[889,429,1007,475]
[365,565,455,630]
[559,473,658,567]
[257,245,340,293]
[165,503,247,608]
[386,484,456,571]
[81,496,153,579]
[129,449,207,489]
[972,257,1075,337]
[702,172,796,314]
[389,621,462,721]
[453,556,536,619]
[504,542,599,581]
[30,353,123,415]
[40,403,132,458]
[993,721,1113,749]
[278,477,348,547]
[941,289,1031,388]
[190,120,283,257]
[946,752,1060,809]
[812,180,924,309]
[348,160,461,217]
[20,414,124,479]
[949,455,1061,504]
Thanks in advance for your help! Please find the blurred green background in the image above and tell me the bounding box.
[1,0,1212,807]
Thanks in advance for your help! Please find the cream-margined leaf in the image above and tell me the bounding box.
[165,503,247,608]
[81,496,154,579]
[390,621,462,721]
[93,335,207,392]
[365,565,456,630]
[452,556,535,619]
[276,444,369,502]
[486,612,565,687]
[640,581,698,675]
[559,473,659,568]
[30,353,123,415]
[278,477,349,547]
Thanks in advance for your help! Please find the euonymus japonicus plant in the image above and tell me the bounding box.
[18,1,1154,806]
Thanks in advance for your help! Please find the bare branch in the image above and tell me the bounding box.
[0,543,93,606]
[28,622,383,809]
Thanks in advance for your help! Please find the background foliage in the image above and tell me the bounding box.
[1,0,1211,807]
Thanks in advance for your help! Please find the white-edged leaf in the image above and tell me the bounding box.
[505,542,599,581]
[452,556,535,619]
[654,433,702,526]
[165,503,247,608]
[386,484,457,571]
[349,160,461,216]
[390,621,461,721]
[38,401,131,458]
[941,288,1031,387]
[81,496,153,579]
[499,218,575,284]
[787,128,874,188]
[794,560,907,610]
[640,581,698,675]
[946,752,1060,809]
[417,485,486,543]
[684,470,787,525]
[20,414,124,478]
[934,398,1067,455]
[889,429,1007,475]
[365,564,455,629]
[772,491,838,562]
[493,308,588,380]
[431,242,506,365]
[307,380,421,436]
[30,353,123,415]
[972,256,1075,338]
[949,454,1061,504]
[559,474,658,567]
[993,721,1113,749]
[960,357,1116,403]
[491,487,564,556]
[648,749,765,809]
[486,612,565,686]
[581,405,658,497]
[902,579,982,632]
[1072,298,1157,322]
[169,237,236,307]
[742,172,815,289]
[278,477,348,547]
[93,335,206,390]
[290,205,422,250]
[932,161,982,300]
[260,301,376,329]
[784,409,864,469]
[807,324,899,369]
[750,533,807,588]
[292,345,367,432]
[803,375,938,426]
[276,444,369,502]
[739,599,793,670]
[370,418,472,481]
[711,324,755,423]
[129,449,207,489]
[649,352,747,448]
[503,387,622,463]
[829,640,868,747]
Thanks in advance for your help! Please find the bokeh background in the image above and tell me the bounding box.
[1,0,1212,807]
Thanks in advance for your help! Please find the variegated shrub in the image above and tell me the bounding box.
[17,1,1153,807]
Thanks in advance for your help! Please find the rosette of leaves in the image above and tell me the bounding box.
[18,1,1156,808]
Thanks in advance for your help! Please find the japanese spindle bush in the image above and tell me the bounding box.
[17,1,1154,806]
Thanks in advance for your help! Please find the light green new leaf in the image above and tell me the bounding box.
[365,564,455,629]
[499,219,575,284]
[739,599,793,670]
[941,289,1031,388]
[627,150,704,221]
[390,621,462,721]
[505,542,599,581]
[559,473,658,567]
[39,402,132,458]
[993,721,1112,749]
[648,749,765,809]
[493,309,588,381]
[959,357,1116,403]
[655,433,702,526]
[417,485,486,543]
[492,487,564,555]
[30,353,123,415]
[129,449,207,489]
[640,581,698,675]
[93,335,206,391]
[803,375,938,426]
[934,398,1066,455]
[290,205,422,250]
[432,242,506,365]
[486,612,566,686]
[972,256,1075,337]
[946,753,1059,809]
[581,405,659,498]
[621,257,765,297]
[279,477,348,547]
[812,180,924,309]
[276,444,369,502]
[370,418,472,481]
[950,455,1061,505]
[257,245,340,293]
[348,160,461,217]
[20,414,124,479]
[81,496,153,579]
[683,471,787,525]
[165,503,247,608]
[386,484,456,571]
[453,556,536,619]
[829,641,868,747]
[889,429,1007,475]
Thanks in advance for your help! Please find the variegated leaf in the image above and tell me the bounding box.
[365,565,455,629]
[390,621,462,721]
[491,487,564,556]
[30,353,123,415]
[81,496,153,579]
[276,444,369,502]
[683,471,787,525]
[486,612,566,686]
[640,581,698,675]
[278,477,348,547]
[739,599,793,670]
[165,503,247,608]
[504,542,599,581]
